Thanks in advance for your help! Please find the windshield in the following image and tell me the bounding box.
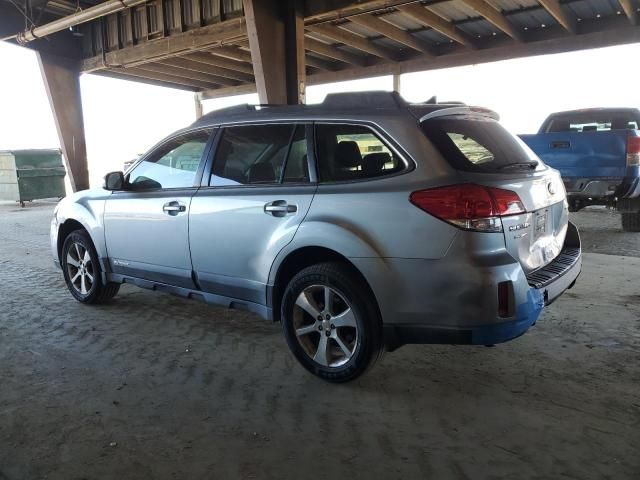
[421,115,541,173]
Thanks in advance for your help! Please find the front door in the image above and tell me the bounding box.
[189,124,316,304]
[104,128,214,288]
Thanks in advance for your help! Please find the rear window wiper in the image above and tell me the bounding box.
[498,161,538,170]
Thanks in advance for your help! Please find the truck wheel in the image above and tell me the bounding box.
[61,230,120,304]
[280,262,383,383]
[621,212,640,232]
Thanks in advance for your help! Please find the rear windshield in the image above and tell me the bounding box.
[421,115,540,173]
[545,112,639,132]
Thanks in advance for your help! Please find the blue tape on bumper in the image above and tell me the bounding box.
[470,289,545,345]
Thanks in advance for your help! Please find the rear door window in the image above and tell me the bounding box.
[421,116,541,173]
[315,124,405,182]
[210,124,309,186]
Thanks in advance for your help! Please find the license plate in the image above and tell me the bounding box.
[535,210,548,238]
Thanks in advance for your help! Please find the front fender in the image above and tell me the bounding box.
[53,189,111,262]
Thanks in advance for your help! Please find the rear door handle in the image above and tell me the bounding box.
[163,201,186,216]
[264,200,297,217]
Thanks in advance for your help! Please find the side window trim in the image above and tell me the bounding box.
[278,126,299,184]
[312,121,412,184]
[124,127,216,192]
[305,124,318,184]
[203,122,315,188]
[200,127,223,187]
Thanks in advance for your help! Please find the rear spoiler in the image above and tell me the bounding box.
[418,106,500,123]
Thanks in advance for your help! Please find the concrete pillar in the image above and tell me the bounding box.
[194,93,204,120]
[393,73,401,94]
[37,52,89,192]
[243,0,305,105]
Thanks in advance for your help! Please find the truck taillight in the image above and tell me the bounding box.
[627,136,640,166]
[409,184,526,232]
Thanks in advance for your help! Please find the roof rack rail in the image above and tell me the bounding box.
[322,90,407,109]
[199,103,280,118]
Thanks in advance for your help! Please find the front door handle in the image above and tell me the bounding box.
[264,200,297,217]
[163,201,186,216]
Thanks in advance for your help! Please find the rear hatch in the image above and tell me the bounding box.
[417,108,568,273]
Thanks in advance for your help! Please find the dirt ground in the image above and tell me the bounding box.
[0,201,639,480]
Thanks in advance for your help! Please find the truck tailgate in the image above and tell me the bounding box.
[520,131,629,186]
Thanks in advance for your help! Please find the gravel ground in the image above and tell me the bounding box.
[0,201,638,480]
[569,206,640,258]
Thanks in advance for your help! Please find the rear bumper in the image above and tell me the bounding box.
[563,177,620,198]
[563,171,640,201]
[383,222,581,351]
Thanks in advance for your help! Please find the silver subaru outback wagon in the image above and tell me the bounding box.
[51,91,582,382]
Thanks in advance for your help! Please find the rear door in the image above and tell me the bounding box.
[104,128,214,288]
[189,123,316,304]
[421,114,568,273]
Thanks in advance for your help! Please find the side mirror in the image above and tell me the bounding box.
[103,171,125,191]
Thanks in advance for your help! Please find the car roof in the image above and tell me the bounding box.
[190,91,475,128]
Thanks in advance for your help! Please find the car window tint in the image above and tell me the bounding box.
[316,124,404,182]
[211,125,295,186]
[129,129,211,189]
[283,126,309,183]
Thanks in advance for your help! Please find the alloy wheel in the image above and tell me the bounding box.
[292,284,358,368]
[66,242,94,295]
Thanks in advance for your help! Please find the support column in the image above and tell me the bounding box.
[393,73,401,94]
[37,52,89,192]
[243,0,305,104]
[194,93,204,120]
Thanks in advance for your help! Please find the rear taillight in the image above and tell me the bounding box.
[409,184,526,232]
[627,136,640,166]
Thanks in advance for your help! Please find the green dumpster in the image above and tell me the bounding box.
[0,149,66,206]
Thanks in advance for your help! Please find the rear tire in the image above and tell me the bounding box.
[61,230,120,304]
[280,262,383,383]
[621,212,640,232]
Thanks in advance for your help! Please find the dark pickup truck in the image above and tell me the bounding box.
[520,108,640,231]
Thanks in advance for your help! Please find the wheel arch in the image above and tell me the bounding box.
[269,245,381,324]
[55,196,109,265]
[57,218,87,262]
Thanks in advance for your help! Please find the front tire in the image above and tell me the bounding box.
[61,230,120,304]
[280,262,383,382]
[621,212,640,232]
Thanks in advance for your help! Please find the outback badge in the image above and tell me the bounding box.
[509,222,530,232]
